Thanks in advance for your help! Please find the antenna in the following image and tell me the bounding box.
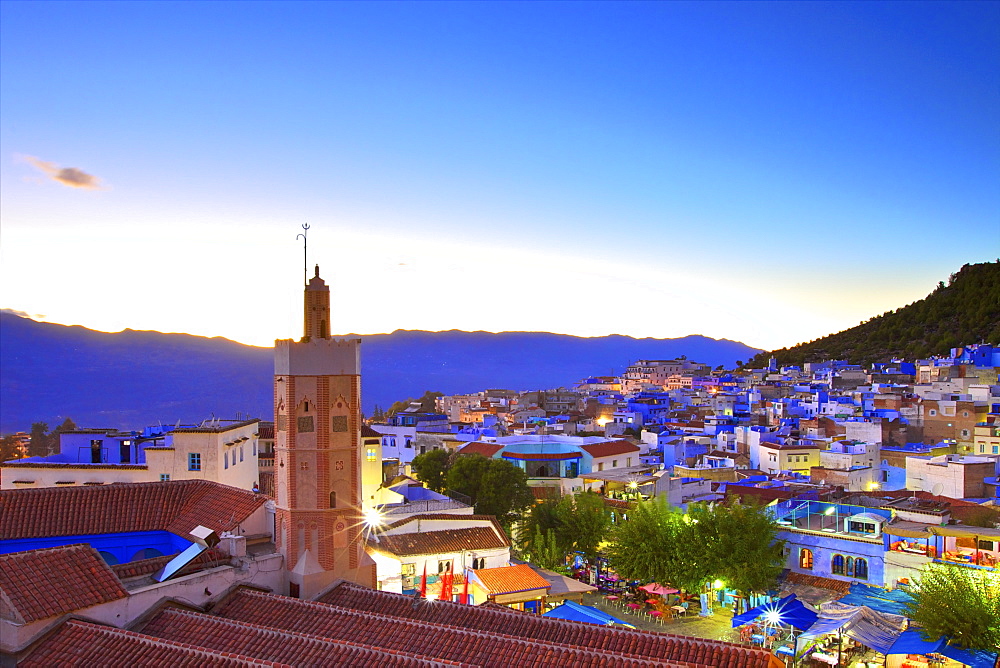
[296,223,310,286]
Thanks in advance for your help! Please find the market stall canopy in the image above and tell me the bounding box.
[799,602,906,654]
[731,594,818,632]
[887,630,999,668]
[837,583,915,617]
[639,583,678,596]
[542,601,635,628]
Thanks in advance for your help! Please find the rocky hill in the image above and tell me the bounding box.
[747,261,1000,368]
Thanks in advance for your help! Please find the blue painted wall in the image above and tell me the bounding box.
[0,530,189,565]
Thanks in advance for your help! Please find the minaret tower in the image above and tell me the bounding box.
[273,265,376,597]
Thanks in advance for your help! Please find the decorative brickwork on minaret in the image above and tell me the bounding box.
[273,267,376,596]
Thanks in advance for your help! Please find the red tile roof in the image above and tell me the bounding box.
[502,451,581,460]
[783,572,852,595]
[0,480,267,540]
[318,581,782,668]
[384,513,504,530]
[361,425,383,439]
[258,424,275,440]
[139,607,467,667]
[0,544,128,623]
[370,527,508,557]
[19,619,285,667]
[472,563,551,595]
[111,547,229,581]
[456,442,504,458]
[580,440,640,458]
[214,588,683,667]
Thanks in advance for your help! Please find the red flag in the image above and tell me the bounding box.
[419,562,427,598]
[460,568,470,605]
[439,564,454,601]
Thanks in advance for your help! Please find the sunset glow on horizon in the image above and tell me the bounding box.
[2,2,997,352]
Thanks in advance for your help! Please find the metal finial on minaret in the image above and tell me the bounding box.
[296,223,310,286]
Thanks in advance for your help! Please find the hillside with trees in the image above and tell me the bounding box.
[748,261,1000,368]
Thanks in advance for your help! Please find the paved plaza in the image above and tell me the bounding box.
[581,592,744,643]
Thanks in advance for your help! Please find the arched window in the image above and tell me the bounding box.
[832,554,845,575]
[846,556,855,577]
[799,548,813,570]
[854,558,868,580]
[329,491,337,508]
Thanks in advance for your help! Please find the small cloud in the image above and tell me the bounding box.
[19,154,105,190]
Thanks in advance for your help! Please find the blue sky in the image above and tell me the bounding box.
[1,1,997,350]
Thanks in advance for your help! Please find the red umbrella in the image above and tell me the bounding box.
[419,562,428,598]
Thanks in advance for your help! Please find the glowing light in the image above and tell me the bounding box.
[713,579,725,590]
[628,480,639,490]
[363,507,386,530]
[824,506,836,516]
[764,609,782,625]
[596,417,613,427]
[867,481,881,491]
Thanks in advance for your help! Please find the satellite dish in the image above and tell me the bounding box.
[931,483,944,497]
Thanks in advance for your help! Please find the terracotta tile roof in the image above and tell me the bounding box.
[319,581,782,668]
[384,514,505,531]
[783,572,852,595]
[361,424,383,439]
[140,607,467,667]
[111,547,229,581]
[369,527,508,557]
[456,442,504,458]
[171,418,260,434]
[0,480,267,540]
[502,451,581,460]
[258,424,275,440]
[20,619,286,667]
[0,544,128,623]
[530,486,561,500]
[214,588,682,667]
[2,462,149,470]
[580,440,641,458]
[472,564,551,595]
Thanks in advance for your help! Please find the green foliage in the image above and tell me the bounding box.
[554,491,612,560]
[475,458,535,528]
[28,422,50,458]
[526,527,564,570]
[410,449,451,492]
[906,564,1000,651]
[0,434,25,462]
[606,496,712,593]
[747,261,1000,367]
[516,499,562,555]
[386,390,443,416]
[607,498,784,597]
[445,454,493,501]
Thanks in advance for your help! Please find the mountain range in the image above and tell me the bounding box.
[0,313,761,433]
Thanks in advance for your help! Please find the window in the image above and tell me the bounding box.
[438,559,452,573]
[390,437,397,448]
[90,439,103,464]
[598,463,604,472]
[832,554,845,575]
[240,444,244,462]
[329,491,337,508]
[979,540,996,551]
[224,452,229,469]
[994,446,999,455]
[800,548,813,570]
[846,557,855,577]
[160,473,170,482]
[120,441,131,463]
[188,453,202,471]
[960,429,970,438]
[612,460,618,468]
[472,557,486,570]
[929,409,937,416]
[405,438,412,448]
[848,521,877,535]
[366,448,377,462]
[854,558,868,580]
[253,441,257,456]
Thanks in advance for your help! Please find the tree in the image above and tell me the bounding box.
[606,496,712,593]
[692,500,785,601]
[525,527,563,571]
[554,491,611,561]
[515,498,561,556]
[445,454,492,502]
[28,422,50,458]
[906,564,1000,651]
[0,435,25,462]
[475,459,534,529]
[410,449,451,492]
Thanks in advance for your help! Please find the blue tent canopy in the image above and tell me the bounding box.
[887,630,998,668]
[542,600,634,628]
[837,583,915,617]
[731,594,818,632]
